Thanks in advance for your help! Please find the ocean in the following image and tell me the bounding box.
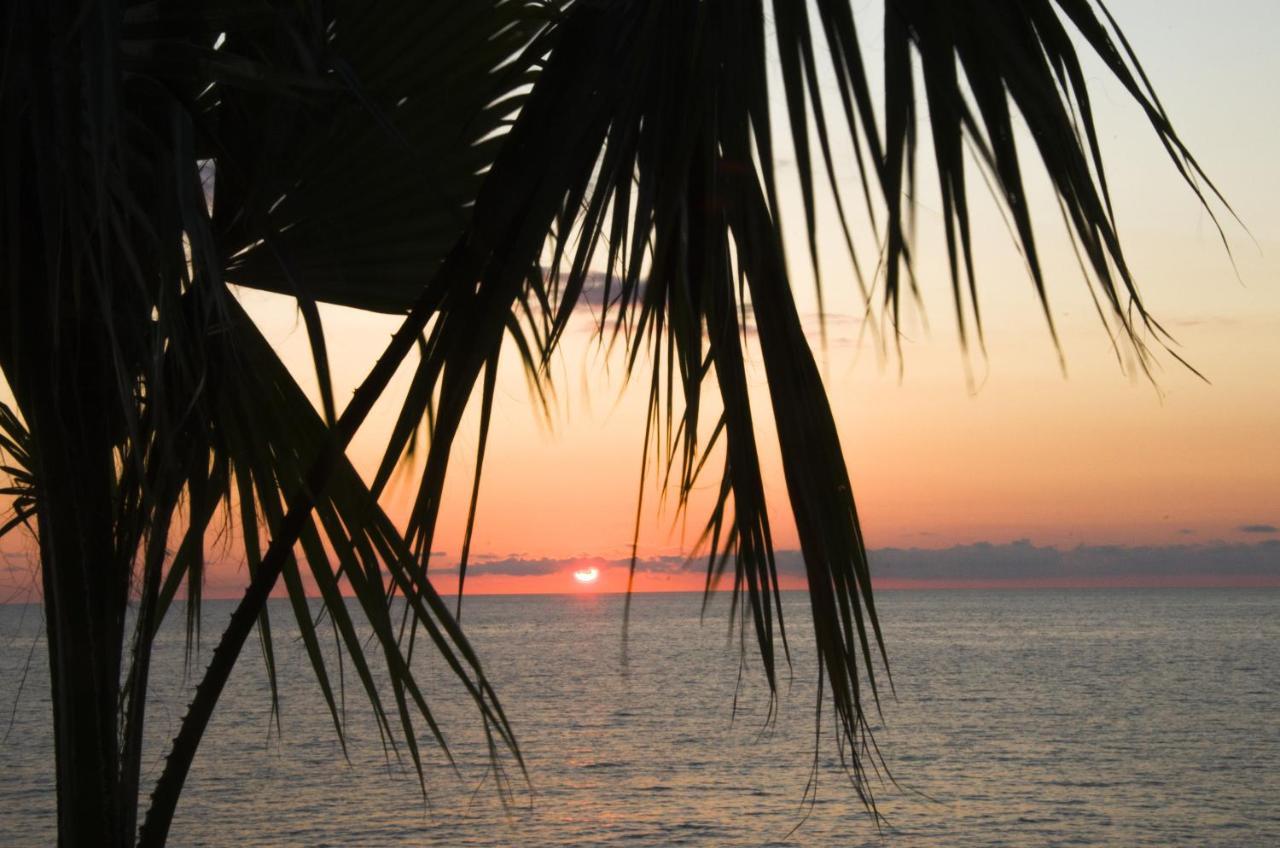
[1,589,1277,846]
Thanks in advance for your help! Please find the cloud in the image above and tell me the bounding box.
[436,553,690,578]
[867,539,1280,581]
[556,269,868,348]
[1238,524,1278,534]
[448,539,1280,585]
[577,271,642,309]
[1170,316,1241,329]
[545,269,646,315]
[444,557,566,577]
[1,551,35,576]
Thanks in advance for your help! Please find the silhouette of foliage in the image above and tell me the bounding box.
[0,1,1224,845]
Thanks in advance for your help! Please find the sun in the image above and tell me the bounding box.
[572,567,599,584]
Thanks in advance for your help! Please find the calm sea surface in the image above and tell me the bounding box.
[1,589,1277,846]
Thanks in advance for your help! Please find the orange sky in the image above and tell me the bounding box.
[1,1,1277,599]
[257,0,1279,595]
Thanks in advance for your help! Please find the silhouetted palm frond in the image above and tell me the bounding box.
[0,404,35,539]
[3,1,544,844]
[0,0,1227,844]
[369,0,1228,811]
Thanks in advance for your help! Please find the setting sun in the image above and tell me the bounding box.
[572,567,599,585]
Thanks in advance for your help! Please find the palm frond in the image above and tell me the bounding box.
[0,403,36,539]
[5,1,546,843]
[369,0,1228,810]
[218,0,548,313]
[1,1,1227,842]
[122,3,550,841]
[874,0,1231,370]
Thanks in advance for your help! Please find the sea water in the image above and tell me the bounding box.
[1,589,1277,846]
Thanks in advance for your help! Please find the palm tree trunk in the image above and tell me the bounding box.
[34,418,128,848]
[9,210,130,847]
[2,4,131,839]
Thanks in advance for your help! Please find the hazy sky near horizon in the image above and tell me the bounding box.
[1,1,1277,597]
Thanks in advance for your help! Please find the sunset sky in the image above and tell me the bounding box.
[2,1,1277,597]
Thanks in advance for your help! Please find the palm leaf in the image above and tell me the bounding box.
[0,403,36,540]
[122,4,550,842]
[5,2,546,843]
[0,1,1228,842]
[218,0,546,313]
[137,293,523,846]
[368,0,1229,810]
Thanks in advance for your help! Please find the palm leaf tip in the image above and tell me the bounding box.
[874,0,1236,375]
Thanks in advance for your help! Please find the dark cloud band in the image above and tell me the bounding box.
[436,539,1279,583]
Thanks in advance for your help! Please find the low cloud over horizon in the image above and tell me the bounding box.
[438,539,1280,586]
[3,540,1277,599]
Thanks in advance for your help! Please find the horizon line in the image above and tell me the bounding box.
[6,577,1280,607]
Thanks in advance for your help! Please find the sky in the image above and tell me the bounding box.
[2,1,1278,598]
